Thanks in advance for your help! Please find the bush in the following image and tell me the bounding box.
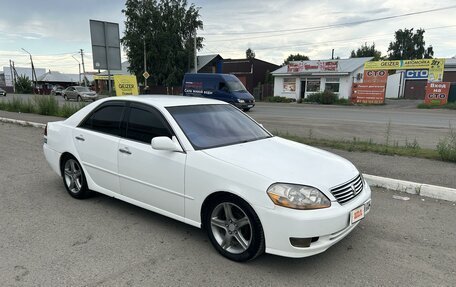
[15,74,33,94]
[59,103,85,118]
[304,90,338,104]
[266,96,294,103]
[33,95,59,116]
[437,129,456,162]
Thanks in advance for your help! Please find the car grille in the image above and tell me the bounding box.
[330,174,364,205]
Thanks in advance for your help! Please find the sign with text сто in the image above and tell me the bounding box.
[363,70,388,84]
[113,75,139,96]
[364,58,445,82]
[424,82,450,105]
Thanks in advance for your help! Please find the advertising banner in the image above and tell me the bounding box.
[404,70,429,79]
[288,61,339,73]
[364,58,445,82]
[351,83,386,104]
[113,75,139,96]
[428,58,445,82]
[424,82,450,105]
[363,70,388,84]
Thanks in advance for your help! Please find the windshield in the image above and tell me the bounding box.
[75,87,90,92]
[226,80,247,92]
[167,104,271,150]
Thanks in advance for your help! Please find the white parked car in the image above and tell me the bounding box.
[43,95,371,262]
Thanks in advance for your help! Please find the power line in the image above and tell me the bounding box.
[203,25,456,54]
[204,5,456,42]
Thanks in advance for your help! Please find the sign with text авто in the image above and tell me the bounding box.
[113,75,139,96]
[364,59,445,82]
[424,82,450,105]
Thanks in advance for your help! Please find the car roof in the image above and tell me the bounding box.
[99,95,228,107]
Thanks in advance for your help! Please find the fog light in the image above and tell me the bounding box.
[290,237,319,248]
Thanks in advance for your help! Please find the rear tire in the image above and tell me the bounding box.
[61,156,92,199]
[203,194,265,262]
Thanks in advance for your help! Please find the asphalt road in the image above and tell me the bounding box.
[1,94,456,148]
[250,101,456,149]
[1,123,455,286]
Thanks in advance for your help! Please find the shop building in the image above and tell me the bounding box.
[271,57,372,101]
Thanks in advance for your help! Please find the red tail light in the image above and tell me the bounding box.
[44,124,48,136]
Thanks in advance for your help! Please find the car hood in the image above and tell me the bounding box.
[202,137,359,193]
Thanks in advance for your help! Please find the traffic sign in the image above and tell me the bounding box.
[143,71,150,79]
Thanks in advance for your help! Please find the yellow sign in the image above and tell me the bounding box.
[113,75,139,96]
[364,58,445,82]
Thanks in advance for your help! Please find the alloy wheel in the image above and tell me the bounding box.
[64,159,83,194]
[210,202,252,254]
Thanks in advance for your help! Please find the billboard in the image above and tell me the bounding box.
[90,20,121,71]
[363,70,388,84]
[288,61,339,73]
[351,83,386,104]
[424,82,450,105]
[113,75,138,96]
[363,58,445,82]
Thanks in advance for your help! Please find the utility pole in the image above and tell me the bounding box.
[80,49,87,87]
[331,49,335,60]
[71,56,81,84]
[143,0,147,86]
[194,28,197,73]
[21,48,37,91]
[9,60,15,93]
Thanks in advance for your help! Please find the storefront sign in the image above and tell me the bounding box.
[424,82,450,105]
[288,61,339,73]
[351,83,386,104]
[363,70,388,84]
[404,70,428,79]
[364,58,445,82]
[113,75,138,96]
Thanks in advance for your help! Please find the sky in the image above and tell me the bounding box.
[1,0,456,74]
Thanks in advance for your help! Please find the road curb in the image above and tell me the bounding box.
[364,174,456,202]
[0,116,46,128]
[1,116,455,202]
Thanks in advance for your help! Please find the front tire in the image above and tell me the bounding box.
[63,95,68,101]
[204,194,265,262]
[77,95,82,102]
[61,156,92,199]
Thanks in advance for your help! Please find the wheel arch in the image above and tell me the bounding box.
[200,191,259,230]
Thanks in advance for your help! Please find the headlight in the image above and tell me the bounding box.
[237,99,245,103]
[267,183,331,210]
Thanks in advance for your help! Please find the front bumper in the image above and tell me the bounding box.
[81,94,98,101]
[233,102,255,109]
[256,182,372,258]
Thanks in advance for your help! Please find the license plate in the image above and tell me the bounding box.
[350,205,365,224]
[247,105,253,108]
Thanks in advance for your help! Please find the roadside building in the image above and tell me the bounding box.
[386,58,456,100]
[36,71,77,94]
[222,58,279,94]
[271,57,372,101]
[1,66,46,93]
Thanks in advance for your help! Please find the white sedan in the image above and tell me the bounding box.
[43,95,371,262]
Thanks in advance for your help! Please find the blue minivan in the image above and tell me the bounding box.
[182,73,255,111]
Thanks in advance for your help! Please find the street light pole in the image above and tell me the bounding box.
[71,56,81,84]
[21,48,37,90]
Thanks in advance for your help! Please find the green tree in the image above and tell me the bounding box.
[122,0,203,86]
[246,48,255,59]
[15,74,33,94]
[350,42,382,60]
[283,53,310,65]
[387,28,434,60]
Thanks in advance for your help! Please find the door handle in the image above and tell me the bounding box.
[75,136,85,141]
[119,148,132,155]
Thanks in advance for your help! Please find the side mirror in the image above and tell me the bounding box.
[151,136,181,152]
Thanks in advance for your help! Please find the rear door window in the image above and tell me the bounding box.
[80,102,125,136]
